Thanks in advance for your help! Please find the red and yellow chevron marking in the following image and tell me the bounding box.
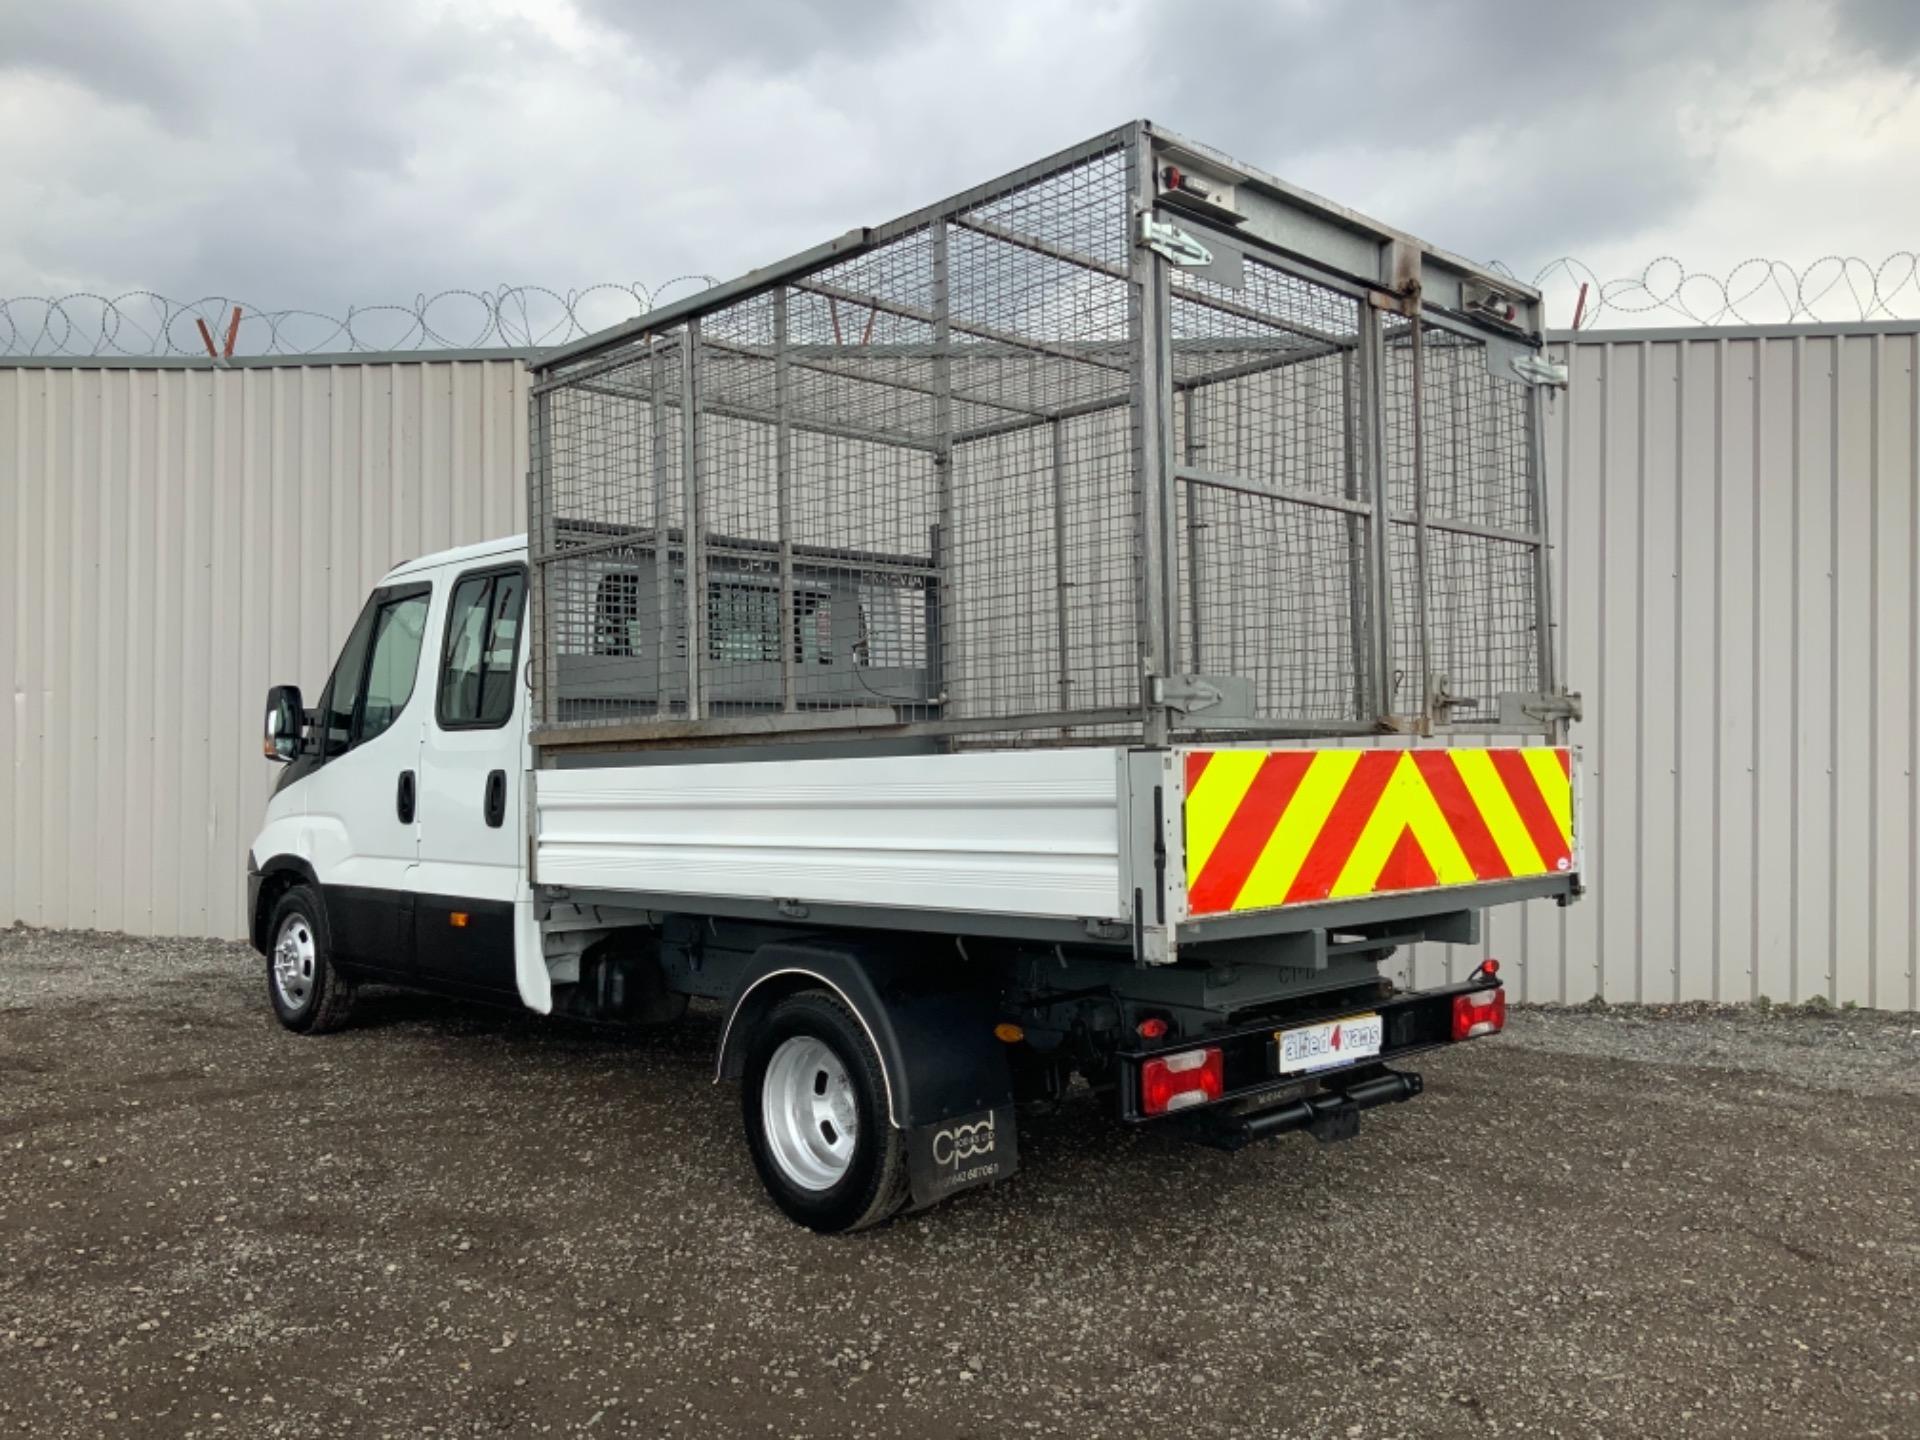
[1183,747,1574,917]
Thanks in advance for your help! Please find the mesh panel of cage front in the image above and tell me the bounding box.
[1168,253,1373,725]
[530,143,1143,739]
[1381,322,1542,722]
[533,337,689,727]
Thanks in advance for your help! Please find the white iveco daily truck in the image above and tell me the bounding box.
[250,122,1582,1232]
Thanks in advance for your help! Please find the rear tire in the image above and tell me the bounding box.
[740,990,909,1233]
[266,885,356,1035]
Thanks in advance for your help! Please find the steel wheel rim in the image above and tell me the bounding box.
[273,914,317,1011]
[761,1035,859,1192]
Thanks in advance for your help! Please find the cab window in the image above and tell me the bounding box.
[314,601,378,758]
[439,567,526,728]
[357,592,431,743]
[311,584,430,759]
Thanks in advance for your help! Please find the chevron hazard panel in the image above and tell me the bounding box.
[1182,747,1575,917]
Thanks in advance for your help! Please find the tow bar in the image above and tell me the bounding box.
[1188,1069,1424,1151]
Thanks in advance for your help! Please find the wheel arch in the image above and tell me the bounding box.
[718,963,901,1127]
[715,939,1013,1133]
[251,855,321,955]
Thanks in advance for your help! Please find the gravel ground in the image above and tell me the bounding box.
[2,926,1916,1440]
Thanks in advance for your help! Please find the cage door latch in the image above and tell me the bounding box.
[1137,212,1214,269]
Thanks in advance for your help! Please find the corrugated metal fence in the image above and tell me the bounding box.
[2,355,529,941]
[1403,321,1919,1010]
[4,324,1916,1009]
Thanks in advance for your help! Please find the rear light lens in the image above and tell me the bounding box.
[1140,1047,1224,1116]
[1452,986,1507,1042]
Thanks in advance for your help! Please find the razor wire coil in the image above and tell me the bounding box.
[7,255,1920,356]
[1508,253,1920,330]
[0,280,718,359]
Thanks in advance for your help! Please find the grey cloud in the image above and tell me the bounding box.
[1833,0,1920,61]
[1,0,1916,319]
[1144,0,1744,145]
[569,0,918,72]
[0,0,500,167]
[1134,0,1786,269]
[0,1,203,122]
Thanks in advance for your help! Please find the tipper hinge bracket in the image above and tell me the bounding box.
[1137,212,1213,269]
[1152,674,1255,721]
[1497,690,1583,727]
[1511,353,1569,388]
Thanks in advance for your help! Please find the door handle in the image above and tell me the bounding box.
[397,769,417,824]
[484,770,507,828]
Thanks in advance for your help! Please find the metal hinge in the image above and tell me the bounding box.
[1137,212,1213,269]
[1430,677,1479,716]
[1511,353,1569,388]
[1151,673,1254,718]
[1153,674,1225,712]
[1497,690,1584,727]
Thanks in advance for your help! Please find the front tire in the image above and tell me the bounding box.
[267,885,356,1034]
[740,991,909,1233]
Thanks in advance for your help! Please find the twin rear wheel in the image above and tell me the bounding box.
[740,991,911,1233]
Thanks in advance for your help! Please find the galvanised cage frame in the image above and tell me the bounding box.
[527,122,1571,753]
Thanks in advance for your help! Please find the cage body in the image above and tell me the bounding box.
[528,122,1569,754]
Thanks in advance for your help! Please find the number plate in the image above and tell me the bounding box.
[1275,1013,1384,1075]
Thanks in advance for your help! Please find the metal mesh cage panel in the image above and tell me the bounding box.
[528,126,1558,748]
[1382,322,1543,723]
[530,142,1144,738]
[1169,253,1372,723]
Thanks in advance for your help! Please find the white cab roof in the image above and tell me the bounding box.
[383,534,527,583]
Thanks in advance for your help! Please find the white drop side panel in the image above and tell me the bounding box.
[532,748,1127,922]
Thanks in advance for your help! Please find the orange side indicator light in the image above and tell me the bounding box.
[993,1023,1024,1043]
[450,912,469,928]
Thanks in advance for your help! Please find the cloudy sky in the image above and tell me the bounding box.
[3,0,1918,342]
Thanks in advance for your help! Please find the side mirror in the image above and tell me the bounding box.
[263,685,304,763]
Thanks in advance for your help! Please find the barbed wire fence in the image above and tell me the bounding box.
[5,256,1920,357]
[0,279,718,359]
[1507,254,1920,330]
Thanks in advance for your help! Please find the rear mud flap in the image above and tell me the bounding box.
[905,1105,1018,1209]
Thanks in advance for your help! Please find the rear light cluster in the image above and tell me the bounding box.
[1452,987,1507,1041]
[1140,1047,1223,1116]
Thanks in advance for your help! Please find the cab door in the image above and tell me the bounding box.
[299,581,434,978]
[414,565,527,993]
